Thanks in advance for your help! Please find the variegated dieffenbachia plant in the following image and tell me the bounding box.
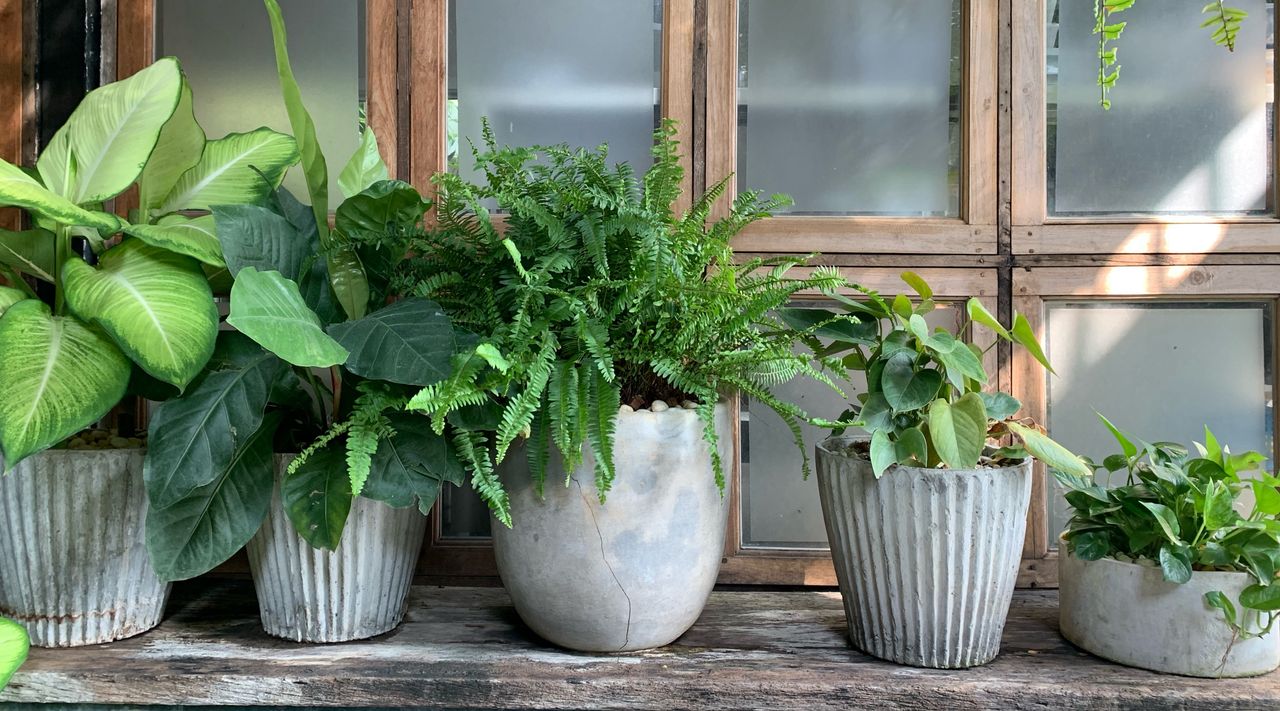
[0,55,299,470]
[0,617,26,692]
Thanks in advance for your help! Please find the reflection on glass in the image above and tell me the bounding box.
[1046,0,1272,215]
[1046,302,1274,542]
[742,304,959,549]
[448,0,663,182]
[156,0,366,206]
[737,0,962,216]
[440,483,492,539]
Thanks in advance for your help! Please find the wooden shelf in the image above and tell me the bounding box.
[2,581,1277,709]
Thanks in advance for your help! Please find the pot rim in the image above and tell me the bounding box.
[817,434,1032,477]
[1062,547,1259,583]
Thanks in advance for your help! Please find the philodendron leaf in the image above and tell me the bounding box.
[63,57,182,204]
[0,228,56,283]
[139,78,205,212]
[327,297,456,386]
[1007,421,1093,479]
[283,445,352,550]
[0,159,121,233]
[966,298,1011,340]
[144,335,282,508]
[362,413,466,514]
[979,392,1021,421]
[894,426,928,466]
[0,300,130,468]
[1205,590,1239,628]
[1241,584,1280,612]
[1205,480,1237,531]
[156,128,299,214]
[1098,412,1139,458]
[0,617,28,691]
[869,429,895,477]
[213,203,309,281]
[1141,501,1182,545]
[900,271,933,299]
[337,127,390,199]
[1011,313,1055,375]
[928,392,987,469]
[226,267,348,368]
[0,286,25,316]
[63,239,219,389]
[1159,544,1194,584]
[145,413,279,581]
[881,352,944,413]
[123,214,224,268]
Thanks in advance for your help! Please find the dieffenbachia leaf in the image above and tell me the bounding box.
[0,616,28,691]
[63,239,219,389]
[156,128,299,214]
[0,228,56,283]
[227,267,348,368]
[0,286,25,317]
[337,127,390,199]
[0,300,130,468]
[0,159,121,233]
[327,297,456,386]
[123,214,225,268]
[282,445,352,550]
[139,78,205,212]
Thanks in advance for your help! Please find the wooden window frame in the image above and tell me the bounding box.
[1010,0,1280,255]
[1011,264,1280,587]
[0,0,25,231]
[706,0,1000,255]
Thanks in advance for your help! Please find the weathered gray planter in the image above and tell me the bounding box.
[1059,552,1280,677]
[815,436,1032,668]
[246,456,428,643]
[492,403,733,652]
[0,449,170,647]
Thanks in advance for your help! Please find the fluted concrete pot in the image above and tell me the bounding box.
[493,403,733,652]
[0,449,170,648]
[815,436,1032,668]
[1060,552,1280,677]
[246,456,428,643]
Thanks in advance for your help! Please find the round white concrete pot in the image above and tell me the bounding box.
[1059,551,1280,677]
[815,436,1032,668]
[492,403,733,652]
[0,449,170,647]
[247,456,428,643]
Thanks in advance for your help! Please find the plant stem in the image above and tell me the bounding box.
[52,226,71,315]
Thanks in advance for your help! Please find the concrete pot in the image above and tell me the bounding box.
[247,456,428,643]
[0,449,170,647]
[492,402,733,652]
[1059,552,1280,677]
[815,436,1032,668]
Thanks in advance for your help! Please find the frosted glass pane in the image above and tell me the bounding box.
[737,0,961,217]
[451,0,661,182]
[1047,0,1271,215]
[1046,302,1273,542]
[157,0,364,207]
[742,306,958,549]
[440,484,492,539]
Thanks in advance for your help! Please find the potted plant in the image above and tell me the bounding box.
[0,618,26,692]
[395,124,844,652]
[142,0,466,644]
[1057,420,1280,677]
[800,274,1090,668]
[0,55,298,647]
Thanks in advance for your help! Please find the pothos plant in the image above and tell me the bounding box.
[0,55,299,469]
[1057,418,1280,640]
[782,273,1091,478]
[0,617,26,692]
[142,0,466,582]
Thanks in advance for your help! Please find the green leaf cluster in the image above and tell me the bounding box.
[1059,418,1280,640]
[0,617,27,691]
[785,273,1089,478]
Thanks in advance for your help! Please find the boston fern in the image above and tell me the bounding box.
[395,122,846,526]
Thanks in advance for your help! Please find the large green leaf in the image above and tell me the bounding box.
[327,298,455,386]
[0,159,121,233]
[62,57,182,204]
[0,616,28,691]
[144,336,282,508]
[63,239,218,389]
[35,126,76,200]
[1012,313,1055,375]
[881,352,943,413]
[227,267,348,368]
[145,413,278,581]
[0,300,130,468]
[0,287,25,316]
[928,393,987,469]
[282,446,352,550]
[0,228,56,283]
[966,298,1011,340]
[1007,421,1092,479]
[363,413,465,514]
[123,214,224,268]
[156,128,299,214]
[337,127,390,199]
[334,180,427,240]
[212,203,308,280]
[139,80,205,212]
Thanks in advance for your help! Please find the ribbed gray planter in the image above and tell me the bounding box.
[0,449,170,648]
[246,456,428,643]
[815,437,1032,668]
[1060,552,1280,677]
[493,403,732,652]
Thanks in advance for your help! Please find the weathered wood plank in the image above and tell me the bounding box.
[2,583,1277,709]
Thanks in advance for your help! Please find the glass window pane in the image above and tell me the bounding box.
[441,485,492,539]
[1046,0,1273,216]
[449,0,663,182]
[156,0,365,207]
[737,0,962,217]
[1046,301,1274,542]
[742,304,960,549]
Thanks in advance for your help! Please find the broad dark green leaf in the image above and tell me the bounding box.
[282,446,352,550]
[212,203,309,281]
[777,307,875,344]
[0,228,56,283]
[1141,502,1182,544]
[363,413,466,514]
[1159,544,1193,584]
[0,616,28,691]
[881,352,943,413]
[334,179,426,240]
[928,393,987,469]
[1241,583,1280,611]
[1072,531,1111,561]
[979,392,1021,422]
[327,298,455,386]
[856,392,893,432]
[894,426,928,466]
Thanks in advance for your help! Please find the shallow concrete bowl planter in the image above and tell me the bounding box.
[1059,552,1280,677]
[815,436,1032,668]
[246,456,428,643]
[0,449,170,647]
[492,402,733,652]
